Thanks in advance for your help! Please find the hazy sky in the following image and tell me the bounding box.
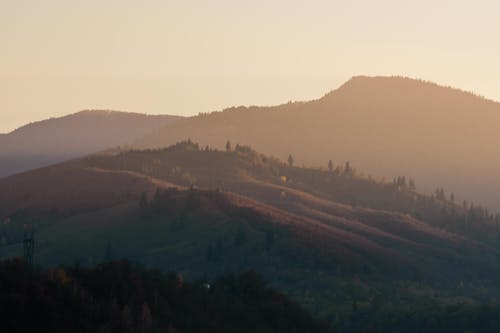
[1,0,499,133]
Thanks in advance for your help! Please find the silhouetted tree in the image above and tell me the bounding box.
[328,160,333,172]
[226,140,231,152]
[288,154,294,167]
[435,187,445,201]
[344,161,354,177]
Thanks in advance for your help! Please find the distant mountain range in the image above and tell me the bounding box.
[0,110,181,177]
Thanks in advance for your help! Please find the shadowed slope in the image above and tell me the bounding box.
[0,110,182,177]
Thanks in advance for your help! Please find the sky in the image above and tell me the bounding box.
[1,0,500,133]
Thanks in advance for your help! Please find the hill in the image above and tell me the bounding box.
[137,76,500,210]
[2,142,500,331]
[0,110,181,177]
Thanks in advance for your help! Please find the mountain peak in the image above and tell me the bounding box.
[72,109,143,117]
[321,75,495,105]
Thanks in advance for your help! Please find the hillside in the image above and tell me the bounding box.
[137,76,500,211]
[3,145,492,280]
[2,142,500,331]
[0,110,181,177]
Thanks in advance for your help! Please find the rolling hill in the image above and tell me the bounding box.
[0,110,181,177]
[2,141,500,330]
[137,76,500,211]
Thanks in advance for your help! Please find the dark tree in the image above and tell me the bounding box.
[344,161,353,177]
[139,192,148,211]
[288,154,294,167]
[328,160,333,172]
[226,140,231,152]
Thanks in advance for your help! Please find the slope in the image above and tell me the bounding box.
[1,142,499,279]
[0,110,182,177]
[3,142,500,328]
[137,76,500,210]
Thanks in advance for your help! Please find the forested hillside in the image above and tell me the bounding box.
[0,259,331,333]
[2,142,500,332]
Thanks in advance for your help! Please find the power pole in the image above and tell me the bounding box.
[23,226,35,266]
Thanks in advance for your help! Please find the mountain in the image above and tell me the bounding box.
[2,142,500,331]
[137,76,500,211]
[0,110,182,177]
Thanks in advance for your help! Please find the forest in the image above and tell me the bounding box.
[0,259,332,333]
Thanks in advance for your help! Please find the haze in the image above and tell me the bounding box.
[2,0,500,133]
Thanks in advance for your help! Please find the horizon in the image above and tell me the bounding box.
[3,1,500,133]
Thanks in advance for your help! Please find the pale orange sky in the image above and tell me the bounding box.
[2,0,500,133]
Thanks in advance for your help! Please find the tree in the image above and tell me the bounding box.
[288,154,294,167]
[226,140,231,152]
[328,160,333,172]
[139,192,148,211]
[409,178,416,190]
[344,161,353,177]
[401,176,406,188]
[435,187,445,201]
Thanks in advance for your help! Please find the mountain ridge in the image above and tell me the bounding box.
[135,76,500,210]
[4,109,169,135]
[0,110,182,177]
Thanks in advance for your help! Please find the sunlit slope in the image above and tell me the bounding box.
[1,142,499,283]
[138,76,500,210]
